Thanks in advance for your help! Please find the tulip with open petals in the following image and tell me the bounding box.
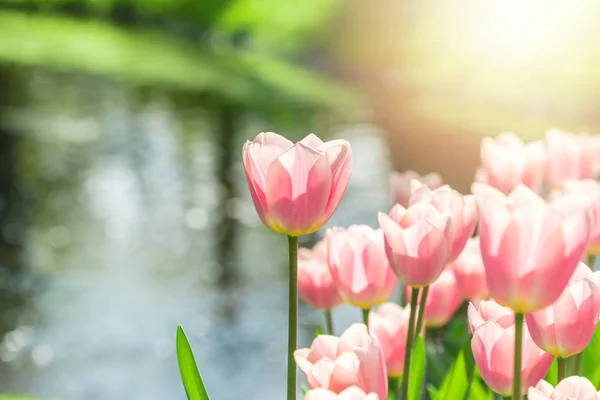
[295,323,387,400]
[242,132,352,236]
[467,300,514,333]
[451,237,488,301]
[403,269,462,327]
[471,320,554,396]
[378,203,452,287]
[368,303,413,377]
[526,262,600,358]
[528,377,600,400]
[298,241,342,310]
[390,170,442,208]
[545,129,596,188]
[472,183,591,313]
[305,387,380,400]
[326,226,397,309]
[410,182,478,261]
[560,180,600,254]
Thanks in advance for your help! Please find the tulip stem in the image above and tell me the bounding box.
[287,235,299,400]
[400,288,420,400]
[571,352,583,376]
[557,357,567,383]
[512,312,524,400]
[414,286,429,336]
[324,309,334,335]
[362,308,370,327]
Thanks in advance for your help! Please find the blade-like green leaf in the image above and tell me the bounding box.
[545,358,558,387]
[315,325,323,337]
[409,335,426,400]
[176,325,211,400]
[436,337,485,400]
[582,324,600,386]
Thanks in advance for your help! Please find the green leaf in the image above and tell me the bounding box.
[176,325,211,400]
[582,324,600,386]
[408,335,426,400]
[301,384,310,396]
[436,337,484,400]
[545,358,558,387]
[315,325,323,337]
[427,384,440,400]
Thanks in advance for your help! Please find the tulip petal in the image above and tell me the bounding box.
[321,140,353,221]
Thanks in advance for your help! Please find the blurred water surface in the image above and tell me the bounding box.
[0,80,391,400]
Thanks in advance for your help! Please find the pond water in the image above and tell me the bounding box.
[0,82,393,400]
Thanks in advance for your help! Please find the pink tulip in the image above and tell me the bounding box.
[451,237,489,301]
[545,129,596,188]
[305,387,380,400]
[528,377,600,400]
[242,132,352,236]
[325,226,397,308]
[378,203,452,287]
[403,269,462,327]
[298,241,342,310]
[295,323,387,400]
[368,303,412,377]
[390,170,442,208]
[560,180,600,254]
[471,320,554,396]
[477,132,547,195]
[468,300,515,333]
[526,262,600,357]
[410,182,478,261]
[472,183,591,313]
[305,387,379,400]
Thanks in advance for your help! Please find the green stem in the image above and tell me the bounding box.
[324,309,334,335]
[400,288,420,400]
[399,283,405,306]
[587,254,595,270]
[414,286,429,336]
[571,352,583,376]
[362,308,370,327]
[512,312,524,400]
[287,236,299,400]
[557,357,567,383]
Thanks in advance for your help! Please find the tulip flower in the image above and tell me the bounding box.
[560,180,600,255]
[298,241,342,311]
[403,269,462,328]
[368,303,413,377]
[528,376,600,400]
[451,237,488,301]
[526,262,600,358]
[242,132,352,237]
[410,182,478,261]
[390,170,442,208]
[326,225,397,311]
[472,183,591,313]
[471,320,554,396]
[295,323,388,400]
[468,300,514,333]
[305,387,380,400]
[476,132,547,195]
[545,129,596,188]
[378,203,452,287]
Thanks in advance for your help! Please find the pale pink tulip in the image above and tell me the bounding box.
[368,303,412,377]
[471,320,554,396]
[295,323,387,400]
[410,182,478,261]
[242,132,352,236]
[467,300,514,333]
[526,262,600,357]
[305,387,380,400]
[546,129,597,188]
[378,203,452,287]
[472,183,591,313]
[528,377,600,400]
[326,225,397,308]
[476,132,547,195]
[403,269,462,327]
[390,170,442,208]
[298,241,342,310]
[451,237,489,301]
[560,180,600,254]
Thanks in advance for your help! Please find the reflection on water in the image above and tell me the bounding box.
[0,81,391,399]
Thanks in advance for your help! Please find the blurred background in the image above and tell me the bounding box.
[1,0,600,399]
